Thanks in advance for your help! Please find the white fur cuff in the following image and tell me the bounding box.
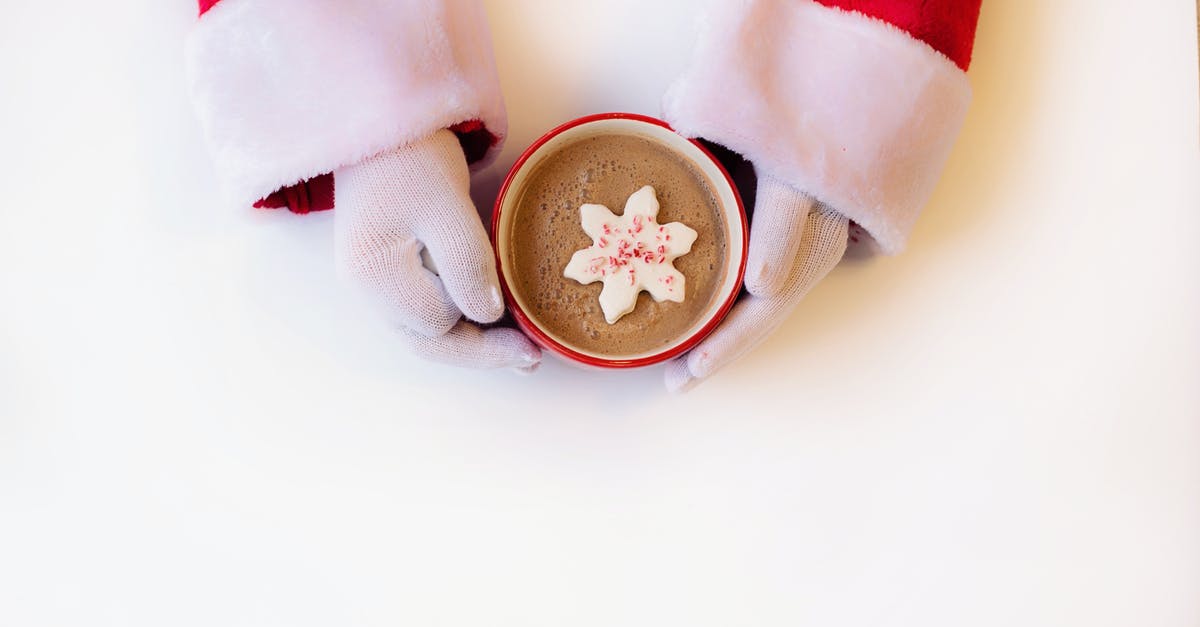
[186,0,506,208]
[663,0,972,254]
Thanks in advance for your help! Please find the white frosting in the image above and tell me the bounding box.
[563,185,699,324]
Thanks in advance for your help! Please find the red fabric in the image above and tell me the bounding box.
[197,0,980,68]
[197,0,221,17]
[448,119,500,165]
[253,173,335,214]
[813,0,982,70]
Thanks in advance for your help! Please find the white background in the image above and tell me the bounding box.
[2,1,1199,625]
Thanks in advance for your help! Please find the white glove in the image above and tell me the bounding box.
[334,129,541,371]
[665,173,847,392]
[658,0,978,391]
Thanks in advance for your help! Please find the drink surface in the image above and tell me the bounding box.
[508,134,729,356]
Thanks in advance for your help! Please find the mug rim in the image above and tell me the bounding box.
[490,112,749,369]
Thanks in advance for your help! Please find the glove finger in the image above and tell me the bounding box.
[665,206,849,392]
[410,132,505,325]
[418,210,504,326]
[664,295,778,393]
[398,321,542,371]
[341,237,461,337]
[744,174,813,298]
[663,347,708,394]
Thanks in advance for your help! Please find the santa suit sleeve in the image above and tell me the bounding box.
[663,0,983,254]
[185,0,506,211]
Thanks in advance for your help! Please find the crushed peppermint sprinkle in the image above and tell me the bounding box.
[562,185,698,324]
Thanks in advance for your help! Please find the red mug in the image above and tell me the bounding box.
[492,112,748,368]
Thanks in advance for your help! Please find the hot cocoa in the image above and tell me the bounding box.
[505,133,729,356]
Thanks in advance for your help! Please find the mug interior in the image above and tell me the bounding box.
[494,114,747,367]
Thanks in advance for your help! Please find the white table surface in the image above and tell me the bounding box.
[2,1,1198,625]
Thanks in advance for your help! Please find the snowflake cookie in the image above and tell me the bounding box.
[563,185,698,324]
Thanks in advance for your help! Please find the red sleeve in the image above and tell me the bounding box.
[190,0,496,212]
[812,0,982,70]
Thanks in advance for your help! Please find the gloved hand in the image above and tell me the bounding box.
[334,129,541,371]
[661,0,981,391]
[664,175,847,392]
[186,0,521,369]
